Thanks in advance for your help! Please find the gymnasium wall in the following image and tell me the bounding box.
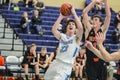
[108,0,120,12]
[41,0,120,12]
[40,0,85,9]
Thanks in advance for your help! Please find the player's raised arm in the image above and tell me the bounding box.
[52,14,64,40]
[85,41,105,60]
[71,6,83,40]
[101,0,111,36]
[96,33,120,61]
[82,0,100,32]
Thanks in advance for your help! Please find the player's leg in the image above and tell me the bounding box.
[44,60,59,80]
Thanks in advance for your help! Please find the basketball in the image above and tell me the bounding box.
[60,3,72,16]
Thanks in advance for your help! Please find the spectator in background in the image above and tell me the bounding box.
[34,0,45,16]
[0,50,4,66]
[11,0,19,7]
[117,60,120,74]
[48,46,59,65]
[112,22,120,44]
[38,47,49,73]
[31,10,45,35]
[3,0,9,4]
[20,12,31,34]
[0,50,5,76]
[91,2,105,14]
[112,11,120,44]
[114,11,120,28]
[100,2,105,14]
[21,44,39,80]
[24,0,35,8]
[3,0,19,9]
[115,60,120,80]
[106,61,115,80]
[74,47,87,80]
[91,3,101,14]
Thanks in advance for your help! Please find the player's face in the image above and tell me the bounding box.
[30,46,36,53]
[92,17,102,27]
[41,50,46,55]
[66,22,76,33]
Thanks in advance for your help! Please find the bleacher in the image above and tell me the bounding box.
[0,3,82,55]
[0,1,119,80]
[1,3,60,54]
[1,2,118,54]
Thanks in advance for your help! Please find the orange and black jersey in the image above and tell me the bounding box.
[22,50,37,64]
[86,28,105,64]
[39,53,47,65]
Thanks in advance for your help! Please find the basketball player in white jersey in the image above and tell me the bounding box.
[44,6,83,80]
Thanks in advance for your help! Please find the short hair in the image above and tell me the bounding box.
[41,47,47,51]
[92,15,103,25]
[62,19,77,33]
[34,10,38,12]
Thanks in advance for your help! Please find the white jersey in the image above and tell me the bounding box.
[56,33,80,65]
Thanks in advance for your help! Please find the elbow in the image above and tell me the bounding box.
[51,27,54,34]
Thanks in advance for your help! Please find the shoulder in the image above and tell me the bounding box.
[59,33,66,40]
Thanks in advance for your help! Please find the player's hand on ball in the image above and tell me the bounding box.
[59,13,68,19]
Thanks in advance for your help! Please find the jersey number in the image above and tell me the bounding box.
[60,45,68,53]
